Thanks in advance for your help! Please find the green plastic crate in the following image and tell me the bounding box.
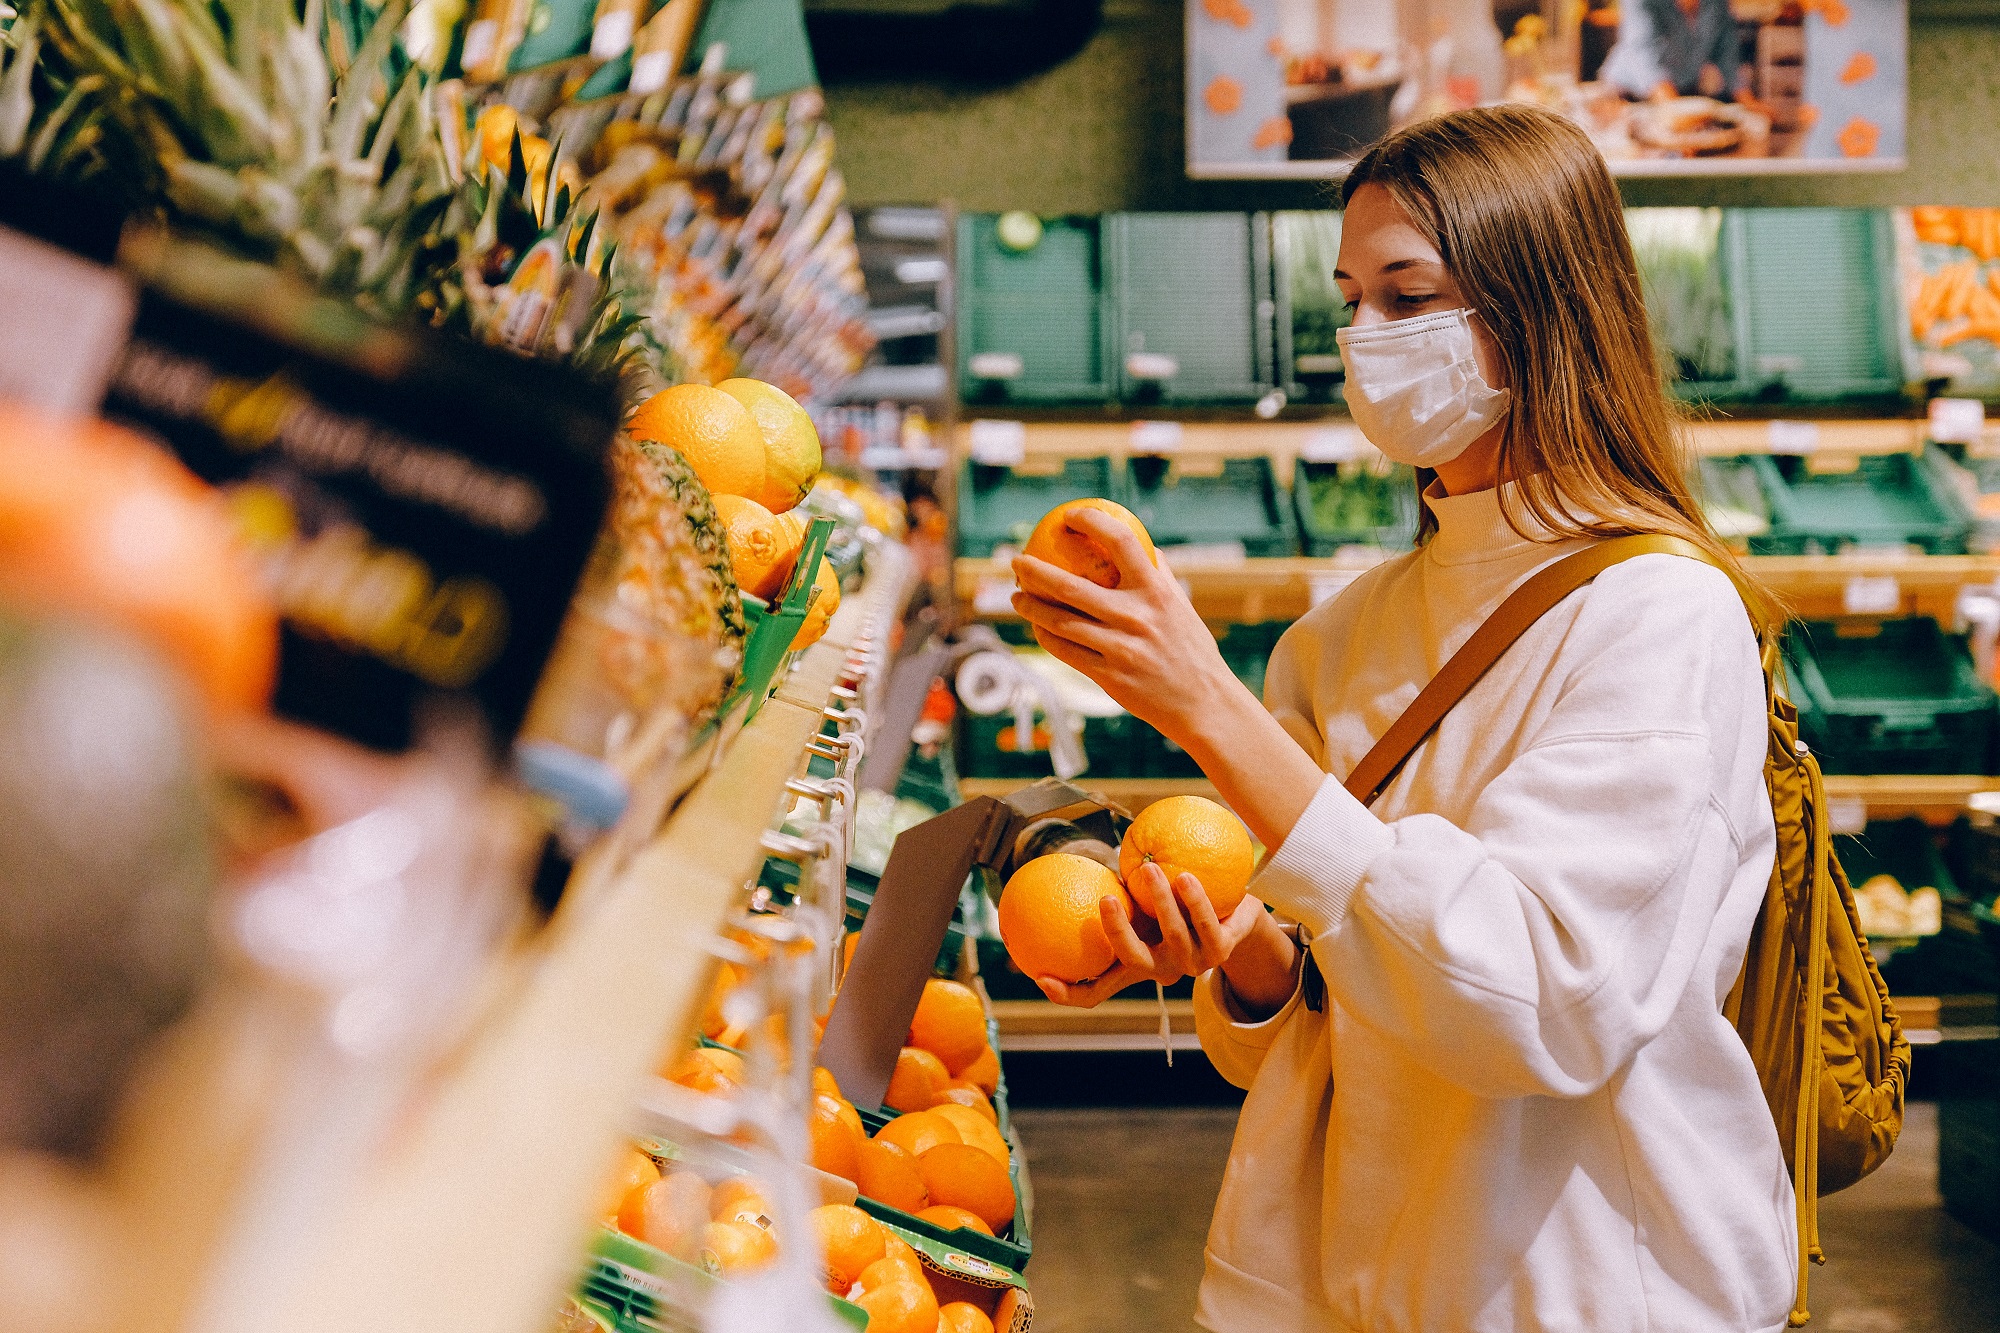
[1105,212,1275,405]
[851,1105,1032,1272]
[1124,455,1299,555]
[1629,207,1739,396]
[581,1228,869,1332]
[957,214,1114,405]
[1294,459,1418,555]
[956,456,1117,557]
[1272,210,1350,404]
[1697,455,1772,547]
[1748,446,1974,554]
[1721,208,1910,403]
[1785,618,1998,775]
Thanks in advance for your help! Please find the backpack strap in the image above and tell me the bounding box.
[1344,533,1713,805]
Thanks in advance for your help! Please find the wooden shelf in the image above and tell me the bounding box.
[991,993,1982,1050]
[964,774,2000,819]
[957,551,2000,624]
[954,416,1928,485]
[275,566,902,1333]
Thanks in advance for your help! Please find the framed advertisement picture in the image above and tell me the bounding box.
[1187,0,1907,178]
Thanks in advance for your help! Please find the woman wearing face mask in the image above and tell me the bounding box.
[1009,104,1795,1332]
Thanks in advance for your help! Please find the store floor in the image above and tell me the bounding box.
[1012,1100,2000,1332]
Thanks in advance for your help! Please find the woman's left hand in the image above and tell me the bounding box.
[1037,862,1269,1008]
[1010,508,1237,741]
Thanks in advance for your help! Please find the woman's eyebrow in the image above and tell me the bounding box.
[1331,257,1442,282]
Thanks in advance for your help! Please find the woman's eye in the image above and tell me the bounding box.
[1395,293,1435,308]
[1341,299,1359,314]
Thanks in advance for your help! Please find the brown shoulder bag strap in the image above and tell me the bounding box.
[1343,533,1716,806]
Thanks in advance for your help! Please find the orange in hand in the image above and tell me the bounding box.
[998,853,1132,983]
[1118,794,1257,919]
[1021,498,1156,590]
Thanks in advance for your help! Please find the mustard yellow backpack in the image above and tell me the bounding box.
[1342,533,1910,1327]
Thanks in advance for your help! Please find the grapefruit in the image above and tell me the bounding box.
[718,378,822,514]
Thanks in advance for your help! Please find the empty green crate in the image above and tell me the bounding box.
[1105,212,1275,405]
[957,456,1117,557]
[957,214,1113,405]
[1294,459,1419,555]
[1272,210,1350,404]
[1697,455,1772,547]
[1124,455,1298,555]
[1629,207,1739,397]
[1722,208,1910,404]
[1749,446,1974,554]
[1785,618,1997,775]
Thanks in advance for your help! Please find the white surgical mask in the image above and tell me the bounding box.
[1336,307,1511,468]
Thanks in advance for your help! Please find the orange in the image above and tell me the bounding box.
[857,1252,928,1293]
[810,1092,863,1180]
[881,1233,920,1268]
[709,1176,772,1226]
[997,853,1132,983]
[599,1147,661,1220]
[626,384,766,501]
[718,378,822,514]
[954,1047,1000,1097]
[877,1109,960,1158]
[790,558,841,651]
[475,104,521,169]
[1119,794,1257,919]
[855,1138,929,1213]
[713,494,793,601]
[855,1278,941,1333]
[0,407,279,717]
[833,1096,867,1144]
[929,1105,1009,1167]
[665,1046,744,1093]
[810,1203,887,1293]
[916,1205,993,1237]
[1021,498,1156,589]
[939,1302,995,1333]
[916,1144,1016,1232]
[812,1066,843,1099]
[699,962,741,1040]
[909,979,989,1071]
[937,1083,997,1123]
[698,1219,777,1273]
[884,1047,951,1113]
[618,1171,712,1257]
[842,931,860,973]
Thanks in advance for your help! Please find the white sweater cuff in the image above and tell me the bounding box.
[1251,774,1394,939]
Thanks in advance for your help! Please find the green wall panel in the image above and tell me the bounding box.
[824,1,2000,212]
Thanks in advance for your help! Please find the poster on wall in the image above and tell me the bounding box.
[1187,0,1906,178]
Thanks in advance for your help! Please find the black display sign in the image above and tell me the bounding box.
[0,167,617,751]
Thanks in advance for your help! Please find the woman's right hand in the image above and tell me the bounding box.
[1036,863,1270,1008]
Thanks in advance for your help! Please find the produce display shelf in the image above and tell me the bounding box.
[957,554,2000,626]
[951,417,1929,483]
[270,563,905,1333]
[962,774,2000,819]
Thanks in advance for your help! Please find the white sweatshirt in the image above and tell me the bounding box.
[1192,482,1796,1333]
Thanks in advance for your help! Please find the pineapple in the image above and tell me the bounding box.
[25,0,456,318]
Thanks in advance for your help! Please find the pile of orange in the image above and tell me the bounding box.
[600,1147,778,1275]
[810,1204,997,1333]
[999,796,1255,982]
[625,378,839,648]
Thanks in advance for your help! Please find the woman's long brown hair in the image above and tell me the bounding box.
[1340,104,1777,629]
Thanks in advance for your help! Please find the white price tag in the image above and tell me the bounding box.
[630,49,672,93]
[1930,397,1986,445]
[967,419,1027,467]
[1766,420,1821,455]
[1298,424,1372,464]
[973,576,1017,616]
[0,227,137,414]
[1827,797,1869,836]
[1130,420,1184,454]
[1843,575,1902,615]
[1307,569,1360,606]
